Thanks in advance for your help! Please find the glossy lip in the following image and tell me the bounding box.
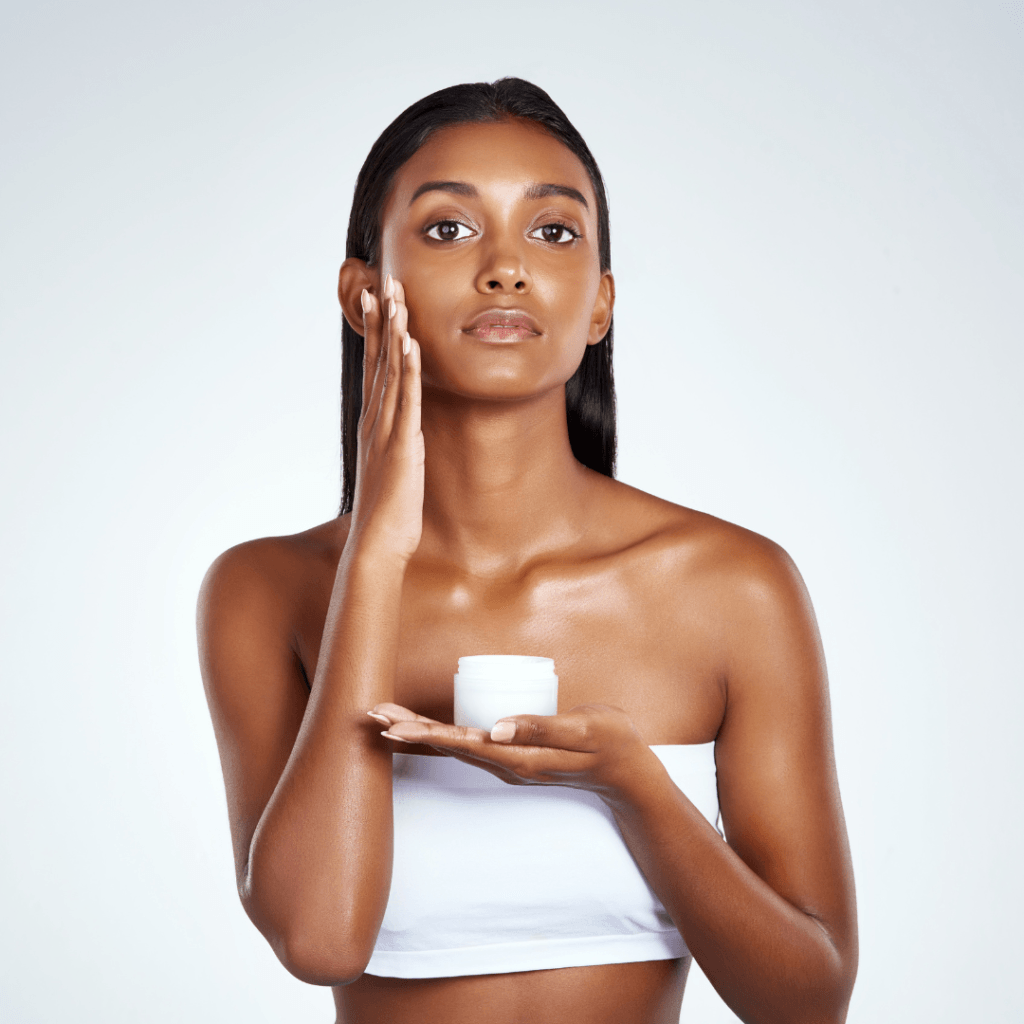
[463,308,542,339]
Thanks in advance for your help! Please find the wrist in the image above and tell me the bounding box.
[597,743,671,813]
[342,529,415,576]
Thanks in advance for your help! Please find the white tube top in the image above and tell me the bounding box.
[365,743,720,979]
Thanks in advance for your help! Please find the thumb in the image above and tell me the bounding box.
[489,713,591,751]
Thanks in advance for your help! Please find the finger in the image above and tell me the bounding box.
[368,702,441,726]
[369,274,395,426]
[488,713,596,751]
[366,272,396,425]
[392,279,410,389]
[380,719,560,760]
[376,278,408,434]
[368,706,501,766]
[382,720,490,749]
[397,335,422,440]
[360,289,383,416]
[381,720,590,785]
[371,275,396,407]
[374,728,526,784]
[441,749,539,786]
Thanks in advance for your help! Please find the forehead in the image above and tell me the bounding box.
[388,119,596,208]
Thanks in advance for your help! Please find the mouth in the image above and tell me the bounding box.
[463,308,541,343]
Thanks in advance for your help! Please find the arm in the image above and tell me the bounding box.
[374,538,857,1021]
[198,540,403,985]
[603,542,857,1023]
[197,279,424,985]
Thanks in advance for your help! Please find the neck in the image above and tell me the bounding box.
[419,386,595,575]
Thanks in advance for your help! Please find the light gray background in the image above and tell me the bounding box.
[2,1,1021,1021]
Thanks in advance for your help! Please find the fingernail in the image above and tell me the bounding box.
[384,273,394,299]
[381,731,413,744]
[490,721,516,743]
[367,712,391,725]
[360,288,371,313]
[403,331,410,356]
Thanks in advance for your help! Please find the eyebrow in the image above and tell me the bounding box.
[409,180,478,204]
[524,182,589,208]
[408,180,589,209]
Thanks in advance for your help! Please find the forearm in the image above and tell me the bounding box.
[604,756,854,1024]
[243,542,404,982]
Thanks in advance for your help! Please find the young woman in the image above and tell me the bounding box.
[198,79,858,1024]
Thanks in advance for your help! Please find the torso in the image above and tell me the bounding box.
[269,476,747,1023]
[335,959,690,1024]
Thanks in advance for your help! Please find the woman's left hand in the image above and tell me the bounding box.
[366,702,660,798]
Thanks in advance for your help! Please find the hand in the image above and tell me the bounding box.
[349,275,424,563]
[367,702,660,799]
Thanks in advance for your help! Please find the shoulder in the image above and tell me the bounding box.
[595,476,807,608]
[197,515,352,639]
[592,477,820,689]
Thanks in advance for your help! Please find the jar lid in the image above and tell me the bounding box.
[456,655,555,680]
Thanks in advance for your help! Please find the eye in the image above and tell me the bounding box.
[529,222,580,245]
[425,220,475,242]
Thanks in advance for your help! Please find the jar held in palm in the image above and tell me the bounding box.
[453,656,558,732]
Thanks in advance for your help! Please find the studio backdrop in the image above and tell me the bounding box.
[1,2,1021,1021]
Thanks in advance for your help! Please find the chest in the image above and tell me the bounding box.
[295,558,725,745]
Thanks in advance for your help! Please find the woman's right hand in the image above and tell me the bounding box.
[348,275,424,563]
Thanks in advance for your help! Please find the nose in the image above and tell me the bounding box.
[474,237,533,294]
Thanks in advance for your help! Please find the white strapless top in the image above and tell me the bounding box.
[365,743,720,978]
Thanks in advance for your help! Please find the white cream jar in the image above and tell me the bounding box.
[453,655,558,732]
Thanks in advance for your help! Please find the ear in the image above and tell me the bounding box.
[587,271,615,345]
[338,258,377,337]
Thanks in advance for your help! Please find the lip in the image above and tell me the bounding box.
[463,308,542,340]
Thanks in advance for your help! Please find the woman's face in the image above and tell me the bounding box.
[358,119,613,401]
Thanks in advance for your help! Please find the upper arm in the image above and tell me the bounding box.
[713,538,857,968]
[197,541,310,888]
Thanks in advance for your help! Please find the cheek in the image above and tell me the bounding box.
[398,261,460,343]
[538,259,600,331]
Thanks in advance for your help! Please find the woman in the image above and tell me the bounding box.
[198,78,857,1024]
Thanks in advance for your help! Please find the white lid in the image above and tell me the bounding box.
[456,655,556,680]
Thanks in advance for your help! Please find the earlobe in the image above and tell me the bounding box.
[588,271,615,345]
[338,258,375,337]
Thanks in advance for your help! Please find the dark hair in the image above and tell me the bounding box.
[339,77,616,515]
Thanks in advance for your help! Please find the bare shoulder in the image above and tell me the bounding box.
[197,516,351,629]
[594,475,808,611]
[594,476,824,705]
[196,516,353,703]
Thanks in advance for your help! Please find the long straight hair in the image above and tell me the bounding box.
[339,78,616,515]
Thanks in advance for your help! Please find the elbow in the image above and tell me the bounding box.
[800,975,856,1024]
[239,886,375,988]
[273,930,372,988]
[818,921,858,1023]
[743,928,856,1024]
[827,950,858,1024]
[793,932,858,1024]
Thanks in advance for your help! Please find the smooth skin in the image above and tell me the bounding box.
[197,119,857,1024]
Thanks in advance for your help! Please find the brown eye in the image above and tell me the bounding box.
[426,220,474,242]
[529,223,578,244]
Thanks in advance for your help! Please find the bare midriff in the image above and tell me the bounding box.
[333,958,690,1024]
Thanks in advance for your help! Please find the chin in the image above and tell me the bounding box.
[424,375,555,404]
[421,341,585,404]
